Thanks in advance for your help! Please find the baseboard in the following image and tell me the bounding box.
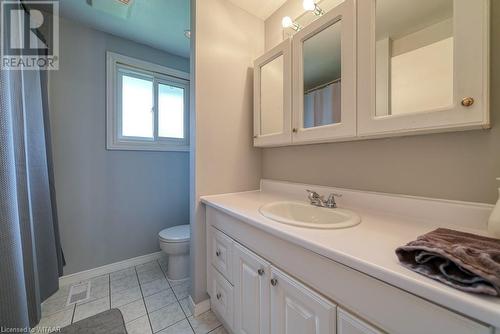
[188,295,211,317]
[59,251,165,286]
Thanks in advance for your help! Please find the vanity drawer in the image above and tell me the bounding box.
[211,266,234,330]
[211,226,234,283]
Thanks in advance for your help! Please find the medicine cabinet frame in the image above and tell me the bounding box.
[252,0,490,148]
[357,0,490,138]
[253,40,292,147]
[292,0,357,144]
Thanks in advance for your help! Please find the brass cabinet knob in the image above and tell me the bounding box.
[215,249,221,257]
[216,293,222,300]
[257,269,265,276]
[461,97,475,107]
[292,128,298,133]
[270,278,278,286]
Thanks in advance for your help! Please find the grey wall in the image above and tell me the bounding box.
[262,1,500,204]
[49,18,190,274]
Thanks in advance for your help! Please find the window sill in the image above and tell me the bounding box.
[106,142,190,152]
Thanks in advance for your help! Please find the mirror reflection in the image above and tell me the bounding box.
[303,21,342,128]
[260,55,284,135]
[376,0,454,116]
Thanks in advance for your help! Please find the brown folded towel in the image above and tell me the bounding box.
[395,228,500,296]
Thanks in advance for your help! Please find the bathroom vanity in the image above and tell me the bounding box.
[201,180,500,334]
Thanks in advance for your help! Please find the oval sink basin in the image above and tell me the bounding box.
[259,201,361,229]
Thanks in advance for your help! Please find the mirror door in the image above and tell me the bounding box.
[292,0,356,144]
[358,0,490,137]
[254,40,292,147]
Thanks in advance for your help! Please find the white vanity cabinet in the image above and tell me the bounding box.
[337,309,382,334]
[270,267,337,334]
[208,226,366,334]
[233,243,271,334]
[205,206,494,334]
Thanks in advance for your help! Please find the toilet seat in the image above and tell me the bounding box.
[159,224,190,243]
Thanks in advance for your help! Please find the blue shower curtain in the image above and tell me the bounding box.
[0,2,63,328]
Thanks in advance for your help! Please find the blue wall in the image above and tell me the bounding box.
[49,18,190,274]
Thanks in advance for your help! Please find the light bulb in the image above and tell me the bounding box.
[303,0,316,11]
[281,16,293,28]
[303,0,324,16]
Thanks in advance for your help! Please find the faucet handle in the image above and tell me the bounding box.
[306,189,320,199]
[325,193,342,208]
[306,190,324,205]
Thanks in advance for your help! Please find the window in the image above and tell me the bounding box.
[106,52,189,151]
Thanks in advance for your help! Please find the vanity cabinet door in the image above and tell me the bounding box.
[253,40,292,147]
[270,267,336,334]
[337,309,382,334]
[357,0,490,137]
[291,0,357,144]
[233,244,271,334]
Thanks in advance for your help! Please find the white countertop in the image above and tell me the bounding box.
[201,185,500,328]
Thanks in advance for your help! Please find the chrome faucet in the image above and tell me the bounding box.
[306,190,342,208]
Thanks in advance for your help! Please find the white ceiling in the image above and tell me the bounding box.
[226,0,288,20]
[59,0,190,58]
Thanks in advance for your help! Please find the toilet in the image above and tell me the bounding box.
[158,224,190,280]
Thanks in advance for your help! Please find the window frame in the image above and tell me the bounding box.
[106,52,190,152]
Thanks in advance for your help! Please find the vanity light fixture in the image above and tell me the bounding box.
[282,16,301,31]
[303,0,324,16]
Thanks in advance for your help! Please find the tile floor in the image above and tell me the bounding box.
[34,257,226,334]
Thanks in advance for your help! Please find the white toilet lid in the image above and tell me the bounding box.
[159,225,190,243]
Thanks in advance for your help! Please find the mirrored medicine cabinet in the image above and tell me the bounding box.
[253,0,490,147]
